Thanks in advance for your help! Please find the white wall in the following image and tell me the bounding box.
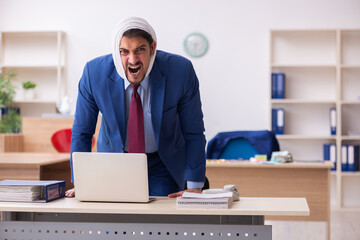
[0,0,359,142]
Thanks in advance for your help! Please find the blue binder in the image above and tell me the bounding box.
[272,108,284,134]
[271,73,285,99]
[323,144,336,171]
[341,145,348,172]
[329,108,336,135]
[347,145,359,172]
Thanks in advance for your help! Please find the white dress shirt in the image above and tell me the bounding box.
[123,76,203,189]
[124,75,157,153]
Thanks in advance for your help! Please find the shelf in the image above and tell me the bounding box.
[0,31,65,68]
[271,64,336,68]
[341,67,360,102]
[2,65,60,70]
[271,67,336,101]
[276,135,336,140]
[271,29,360,210]
[271,29,337,33]
[341,105,360,135]
[341,136,360,140]
[1,31,61,36]
[274,104,335,136]
[271,99,336,104]
[14,99,56,104]
[331,206,360,212]
[341,65,360,69]
[341,172,360,177]
[0,30,66,117]
[341,101,360,105]
[341,30,360,66]
[271,30,337,66]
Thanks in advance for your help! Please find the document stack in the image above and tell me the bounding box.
[176,192,234,209]
[270,151,293,163]
[0,180,66,202]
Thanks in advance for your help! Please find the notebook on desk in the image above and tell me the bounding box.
[72,152,151,203]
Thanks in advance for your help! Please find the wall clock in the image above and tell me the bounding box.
[183,32,208,58]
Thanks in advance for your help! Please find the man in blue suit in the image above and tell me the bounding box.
[65,17,206,198]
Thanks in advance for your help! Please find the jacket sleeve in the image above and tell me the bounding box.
[178,61,206,183]
[70,63,99,182]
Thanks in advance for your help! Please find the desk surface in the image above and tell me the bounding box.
[206,160,334,169]
[0,197,309,217]
[0,153,70,166]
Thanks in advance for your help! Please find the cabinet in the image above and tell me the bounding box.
[0,31,66,116]
[270,29,360,210]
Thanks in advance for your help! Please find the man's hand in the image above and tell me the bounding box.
[168,188,202,198]
[65,188,75,198]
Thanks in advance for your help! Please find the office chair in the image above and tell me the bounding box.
[206,130,280,160]
[51,128,95,153]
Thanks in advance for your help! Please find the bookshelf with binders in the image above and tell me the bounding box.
[270,29,360,210]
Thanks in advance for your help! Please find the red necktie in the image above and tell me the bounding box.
[128,84,145,153]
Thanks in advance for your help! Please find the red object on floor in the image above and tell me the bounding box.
[51,128,94,153]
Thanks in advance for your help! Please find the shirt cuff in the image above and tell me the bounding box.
[187,181,204,189]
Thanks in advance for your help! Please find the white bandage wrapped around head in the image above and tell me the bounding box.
[112,17,157,82]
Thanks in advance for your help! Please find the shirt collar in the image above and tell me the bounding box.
[124,75,150,90]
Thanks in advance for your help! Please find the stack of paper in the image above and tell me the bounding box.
[0,180,66,202]
[0,185,43,201]
[176,192,233,209]
[271,150,293,163]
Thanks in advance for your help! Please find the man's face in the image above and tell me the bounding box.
[119,36,156,85]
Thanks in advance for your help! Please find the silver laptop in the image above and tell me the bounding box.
[72,152,150,203]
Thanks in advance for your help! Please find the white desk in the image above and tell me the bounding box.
[0,197,309,240]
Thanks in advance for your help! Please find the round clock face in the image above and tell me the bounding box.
[183,33,208,58]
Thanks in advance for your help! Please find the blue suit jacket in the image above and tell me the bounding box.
[70,50,206,189]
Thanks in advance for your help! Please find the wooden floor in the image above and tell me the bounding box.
[267,210,360,240]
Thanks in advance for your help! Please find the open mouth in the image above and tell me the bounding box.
[128,64,142,75]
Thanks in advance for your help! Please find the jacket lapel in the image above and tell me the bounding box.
[108,68,127,149]
[150,61,165,147]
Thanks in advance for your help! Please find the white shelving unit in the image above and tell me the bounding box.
[0,31,66,116]
[270,29,360,210]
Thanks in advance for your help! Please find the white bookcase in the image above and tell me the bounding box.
[270,29,360,210]
[0,31,66,116]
